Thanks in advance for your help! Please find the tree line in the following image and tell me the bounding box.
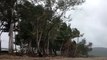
[0,0,92,57]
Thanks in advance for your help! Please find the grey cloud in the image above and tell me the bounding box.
[68,0,107,48]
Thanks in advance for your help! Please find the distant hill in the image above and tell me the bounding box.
[89,47,107,57]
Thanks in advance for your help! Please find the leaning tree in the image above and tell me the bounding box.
[14,0,85,56]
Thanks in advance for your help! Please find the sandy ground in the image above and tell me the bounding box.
[0,55,107,60]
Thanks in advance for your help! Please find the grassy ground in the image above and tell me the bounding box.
[0,55,107,60]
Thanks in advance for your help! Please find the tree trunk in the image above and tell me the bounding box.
[37,41,43,57]
[0,21,4,54]
[0,31,3,54]
[15,43,17,53]
[60,42,64,55]
[8,23,14,54]
[74,37,79,57]
[28,40,32,55]
[36,37,42,57]
[46,38,49,55]
[0,32,3,55]
[0,35,1,54]
[20,40,24,55]
[36,28,43,56]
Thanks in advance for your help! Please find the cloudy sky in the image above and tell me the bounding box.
[1,0,107,48]
[67,0,107,48]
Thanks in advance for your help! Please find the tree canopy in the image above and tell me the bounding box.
[0,0,93,57]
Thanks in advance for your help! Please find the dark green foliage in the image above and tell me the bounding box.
[0,0,89,57]
[77,39,93,56]
[0,0,18,32]
[14,0,88,57]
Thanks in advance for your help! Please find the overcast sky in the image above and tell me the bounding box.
[1,0,107,48]
[67,0,107,48]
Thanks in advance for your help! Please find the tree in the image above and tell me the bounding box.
[15,1,56,56]
[14,0,85,56]
[77,38,93,57]
[57,24,80,57]
[0,0,20,53]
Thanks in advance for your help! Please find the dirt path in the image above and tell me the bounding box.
[0,55,107,60]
